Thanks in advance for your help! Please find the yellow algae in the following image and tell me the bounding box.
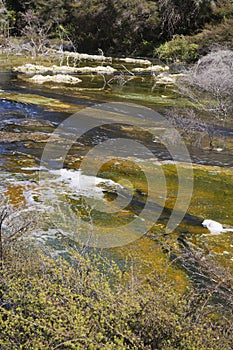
[0,91,83,113]
[115,237,188,292]
[0,53,233,276]
[0,131,51,143]
[5,185,27,206]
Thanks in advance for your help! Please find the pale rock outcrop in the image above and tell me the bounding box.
[29,74,82,85]
[49,49,112,62]
[13,63,117,75]
[118,57,152,65]
[155,73,184,85]
[132,65,169,73]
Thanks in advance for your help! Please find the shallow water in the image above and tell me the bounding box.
[0,55,233,281]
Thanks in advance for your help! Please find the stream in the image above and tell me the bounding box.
[1,55,233,283]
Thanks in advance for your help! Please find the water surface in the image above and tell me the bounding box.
[1,56,233,281]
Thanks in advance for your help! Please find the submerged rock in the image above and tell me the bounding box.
[154,73,184,85]
[74,65,116,74]
[13,63,116,75]
[28,74,82,85]
[118,57,152,65]
[132,65,169,73]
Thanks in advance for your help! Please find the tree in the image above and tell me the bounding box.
[157,0,213,39]
[67,0,160,55]
[5,0,67,36]
[20,0,67,27]
[168,50,233,148]
[0,0,11,39]
[177,49,233,122]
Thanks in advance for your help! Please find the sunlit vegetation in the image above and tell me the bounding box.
[0,202,232,349]
[1,1,233,348]
[1,0,232,58]
[0,238,232,348]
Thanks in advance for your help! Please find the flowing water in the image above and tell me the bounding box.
[1,55,233,284]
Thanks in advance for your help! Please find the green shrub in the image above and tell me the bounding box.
[0,243,232,349]
[155,35,200,62]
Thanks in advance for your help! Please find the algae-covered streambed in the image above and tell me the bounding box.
[1,54,233,284]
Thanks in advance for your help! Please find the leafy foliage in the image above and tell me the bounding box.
[172,1,233,56]
[0,243,232,349]
[3,0,233,57]
[155,35,200,62]
[67,0,160,55]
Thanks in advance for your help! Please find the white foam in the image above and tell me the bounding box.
[202,219,233,234]
[47,168,120,199]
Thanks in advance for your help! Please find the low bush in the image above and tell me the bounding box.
[155,35,200,62]
[176,49,233,122]
[0,242,232,349]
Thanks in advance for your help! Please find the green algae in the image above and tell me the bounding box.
[1,54,233,283]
